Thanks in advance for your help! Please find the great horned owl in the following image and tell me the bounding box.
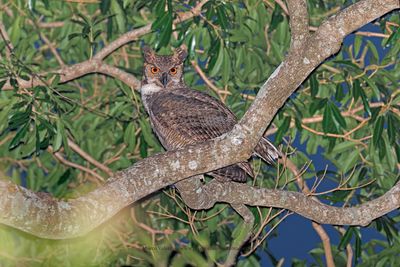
[140,46,281,182]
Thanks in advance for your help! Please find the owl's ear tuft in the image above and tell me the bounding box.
[173,46,188,63]
[143,46,156,63]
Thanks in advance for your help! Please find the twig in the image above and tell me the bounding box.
[190,60,231,100]
[0,20,13,59]
[67,139,113,177]
[51,149,105,184]
[37,21,65,28]
[283,158,336,267]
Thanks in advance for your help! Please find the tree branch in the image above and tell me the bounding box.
[286,0,310,51]
[67,139,113,177]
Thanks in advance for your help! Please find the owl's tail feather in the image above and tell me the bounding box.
[254,137,282,164]
[209,162,253,183]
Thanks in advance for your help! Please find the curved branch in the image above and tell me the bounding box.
[175,178,400,227]
[0,0,398,239]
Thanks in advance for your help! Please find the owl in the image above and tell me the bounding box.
[140,46,281,182]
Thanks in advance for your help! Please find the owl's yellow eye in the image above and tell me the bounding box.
[170,67,177,75]
[151,67,159,74]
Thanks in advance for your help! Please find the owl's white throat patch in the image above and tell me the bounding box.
[140,83,163,96]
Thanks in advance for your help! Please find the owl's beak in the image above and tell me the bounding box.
[160,72,169,88]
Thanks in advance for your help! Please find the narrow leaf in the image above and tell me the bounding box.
[9,122,30,150]
[387,112,397,145]
[310,74,318,98]
[330,102,347,129]
[338,227,353,250]
[373,115,384,147]
[352,79,361,101]
[275,116,291,143]
[359,88,371,116]
[0,80,6,90]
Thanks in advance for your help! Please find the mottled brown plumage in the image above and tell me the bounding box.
[140,46,281,182]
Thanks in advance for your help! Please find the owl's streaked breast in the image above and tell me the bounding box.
[143,87,237,151]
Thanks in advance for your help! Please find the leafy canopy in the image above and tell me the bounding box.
[0,0,399,266]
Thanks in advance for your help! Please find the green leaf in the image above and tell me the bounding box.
[373,115,384,147]
[8,111,31,129]
[9,122,30,150]
[209,43,224,77]
[335,83,345,101]
[77,13,91,26]
[359,87,371,116]
[10,16,22,44]
[385,27,400,46]
[330,102,347,129]
[216,6,228,29]
[156,13,172,48]
[333,60,360,70]
[100,0,111,14]
[387,112,397,145]
[0,80,6,90]
[10,78,18,88]
[93,14,114,26]
[269,3,284,33]
[221,48,231,84]
[342,149,359,173]
[139,118,158,148]
[123,122,136,151]
[322,103,335,133]
[180,250,208,267]
[151,11,170,31]
[275,116,291,143]
[354,228,362,263]
[35,124,41,155]
[366,40,379,61]
[354,35,362,56]
[53,119,65,152]
[58,169,71,185]
[338,227,353,250]
[68,33,82,41]
[310,74,318,98]
[309,98,327,115]
[352,79,361,101]
[362,76,380,100]
[29,0,36,11]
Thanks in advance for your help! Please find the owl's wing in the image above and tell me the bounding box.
[148,87,237,150]
[148,87,255,180]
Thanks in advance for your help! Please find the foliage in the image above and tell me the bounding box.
[0,0,399,266]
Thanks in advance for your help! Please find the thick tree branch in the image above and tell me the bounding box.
[0,0,398,240]
[286,0,310,51]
